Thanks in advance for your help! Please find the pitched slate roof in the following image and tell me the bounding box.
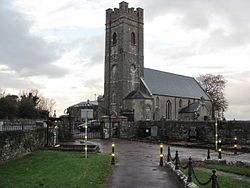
[124,89,152,100]
[143,68,210,100]
[179,102,201,113]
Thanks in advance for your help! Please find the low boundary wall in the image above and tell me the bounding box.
[133,120,250,145]
[0,128,48,161]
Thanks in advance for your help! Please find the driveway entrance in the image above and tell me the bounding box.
[103,139,181,188]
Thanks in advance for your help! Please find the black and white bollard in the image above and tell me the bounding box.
[187,157,192,183]
[234,136,238,155]
[111,143,115,165]
[218,139,222,159]
[159,143,164,166]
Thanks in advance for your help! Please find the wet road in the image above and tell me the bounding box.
[101,139,181,188]
[88,138,250,188]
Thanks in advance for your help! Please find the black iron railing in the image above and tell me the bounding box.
[167,146,220,188]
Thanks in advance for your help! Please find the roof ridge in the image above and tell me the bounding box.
[144,67,194,79]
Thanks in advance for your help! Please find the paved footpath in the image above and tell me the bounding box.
[95,139,181,188]
[90,139,250,188]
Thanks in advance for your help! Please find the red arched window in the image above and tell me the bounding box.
[112,33,117,45]
[131,32,136,45]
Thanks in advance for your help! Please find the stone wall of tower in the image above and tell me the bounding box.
[104,2,144,114]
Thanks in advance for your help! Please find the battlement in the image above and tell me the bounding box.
[106,1,143,24]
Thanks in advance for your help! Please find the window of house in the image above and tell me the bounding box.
[131,32,136,45]
[166,100,172,120]
[155,108,160,120]
[179,99,182,108]
[113,32,117,45]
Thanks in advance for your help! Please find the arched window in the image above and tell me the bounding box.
[179,99,182,108]
[131,32,136,45]
[112,92,116,103]
[111,64,116,80]
[156,97,159,108]
[112,33,117,45]
[166,100,172,120]
[145,105,151,120]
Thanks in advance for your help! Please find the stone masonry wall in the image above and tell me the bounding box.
[0,128,47,161]
[134,120,250,145]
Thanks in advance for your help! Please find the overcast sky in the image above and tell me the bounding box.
[0,0,250,120]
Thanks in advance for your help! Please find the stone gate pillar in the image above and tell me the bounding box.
[118,116,130,139]
[101,116,110,139]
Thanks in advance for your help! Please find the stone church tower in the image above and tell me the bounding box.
[104,2,144,114]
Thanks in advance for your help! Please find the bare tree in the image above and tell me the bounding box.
[37,97,56,116]
[197,74,228,117]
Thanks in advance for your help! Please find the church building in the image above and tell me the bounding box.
[102,2,212,121]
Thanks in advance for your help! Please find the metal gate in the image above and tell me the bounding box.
[72,121,102,139]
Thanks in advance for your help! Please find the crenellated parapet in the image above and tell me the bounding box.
[106,1,143,25]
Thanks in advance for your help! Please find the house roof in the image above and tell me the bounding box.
[68,100,98,108]
[179,102,201,113]
[124,89,152,100]
[143,68,210,100]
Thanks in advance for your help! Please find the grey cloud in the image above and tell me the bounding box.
[226,81,250,106]
[82,35,104,66]
[49,2,78,14]
[0,1,68,78]
[141,0,250,51]
[225,71,250,82]
[67,35,104,66]
[180,12,209,30]
[226,105,250,120]
[189,65,226,70]
[142,0,250,27]
[0,72,39,89]
[205,28,250,51]
[147,44,198,61]
[83,78,103,89]
[223,72,250,120]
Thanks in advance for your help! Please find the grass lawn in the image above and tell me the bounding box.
[182,168,250,188]
[205,163,250,177]
[0,150,112,188]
